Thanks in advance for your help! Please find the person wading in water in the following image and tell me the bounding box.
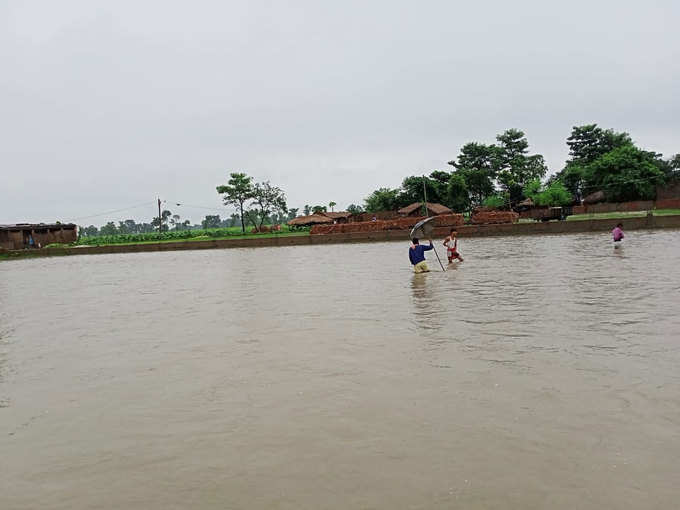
[409,238,434,273]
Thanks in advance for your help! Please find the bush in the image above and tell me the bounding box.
[482,194,507,209]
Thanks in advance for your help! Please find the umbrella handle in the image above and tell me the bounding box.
[432,245,446,272]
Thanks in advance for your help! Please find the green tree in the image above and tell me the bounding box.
[151,210,172,231]
[482,194,507,209]
[287,208,299,220]
[658,153,680,181]
[248,181,287,229]
[328,201,337,212]
[493,129,548,205]
[100,222,118,235]
[81,225,99,237]
[216,172,254,233]
[584,144,665,201]
[554,164,586,202]
[524,179,572,206]
[448,142,497,207]
[170,214,190,230]
[346,204,364,214]
[566,124,632,165]
[446,173,470,213]
[311,205,327,214]
[202,215,222,229]
[364,188,400,212]
[303,204,311,216]
[554,124,633,201]
[117,220,136,234]
[399,175,443,207]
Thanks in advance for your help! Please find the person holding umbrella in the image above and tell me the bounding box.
[409,238,434,273]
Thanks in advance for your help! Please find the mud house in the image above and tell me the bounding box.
[0,223,77,250]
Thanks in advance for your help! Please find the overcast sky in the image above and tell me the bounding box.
[1,0,678,225]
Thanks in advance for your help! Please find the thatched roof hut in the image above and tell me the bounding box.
[287,214,334,227]
[397,202,452,216]
[321,211,353,223]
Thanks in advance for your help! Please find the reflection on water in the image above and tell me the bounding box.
[1,230,680,509]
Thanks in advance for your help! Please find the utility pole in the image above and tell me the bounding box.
[158,198,162,232]
[422,175,428,217]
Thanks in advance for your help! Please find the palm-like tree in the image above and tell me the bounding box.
[329,201,337,212]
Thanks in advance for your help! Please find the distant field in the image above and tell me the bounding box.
[566,209,680,221]
[75,225,310,246]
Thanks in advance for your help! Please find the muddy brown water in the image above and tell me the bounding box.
[1,230,679,509]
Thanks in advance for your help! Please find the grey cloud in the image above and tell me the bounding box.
[1,0,678,223]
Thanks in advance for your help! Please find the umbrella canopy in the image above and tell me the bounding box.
[409,217,436,239]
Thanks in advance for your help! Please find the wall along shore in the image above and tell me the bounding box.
[1,214,679,261]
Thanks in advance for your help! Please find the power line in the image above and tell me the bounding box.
[166,201,228,214]
[68,201,154,223]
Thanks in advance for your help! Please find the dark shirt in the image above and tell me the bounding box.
[409,243,433,265]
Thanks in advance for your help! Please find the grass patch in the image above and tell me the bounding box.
[76,225,309,246]
[77,231,310,247]
[567,209,680,221]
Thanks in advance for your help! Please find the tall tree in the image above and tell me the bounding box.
[287,208,299,220]
[346,204,364,214]
[303,204,311,216]
[364,188,400,212]
[216,173,254,233]
[446,173,470,212]
[81,225,99,236]
[448,142,497,207]
[584,144,665,201]
[328,201,337,212]
[202,215,222,229]
[151,210,172,232]
[100,222,118,235]
[400,175,443,206]
[493,129,548,205]
[248,181,287,230]
[566,124,632,166]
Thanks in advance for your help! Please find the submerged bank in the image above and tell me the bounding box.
[2,214,679,261]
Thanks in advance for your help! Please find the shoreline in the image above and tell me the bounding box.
[2,214,679,261]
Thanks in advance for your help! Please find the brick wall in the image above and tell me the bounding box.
[311,214,464,235]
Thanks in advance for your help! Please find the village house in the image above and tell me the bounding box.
[0,223,77,250]
[397,202,453,217]
[321,211,353,224]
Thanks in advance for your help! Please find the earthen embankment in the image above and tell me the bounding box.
[3,214,679,260]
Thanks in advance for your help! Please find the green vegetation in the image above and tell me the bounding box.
[523,179,572,207]
[554,125,672,203]
[567,209,680,221]
[216,173,287,233]
[362,124,679,214]
[76,224,307,246]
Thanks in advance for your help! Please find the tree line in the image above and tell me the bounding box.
[78,123,679,237]
[363,125,680,213]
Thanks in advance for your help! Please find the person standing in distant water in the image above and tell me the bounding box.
[443,228,464,263]
[409,238,433,273]
[612,223,624,248]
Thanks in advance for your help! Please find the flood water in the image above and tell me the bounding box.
[1,230,679,509]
